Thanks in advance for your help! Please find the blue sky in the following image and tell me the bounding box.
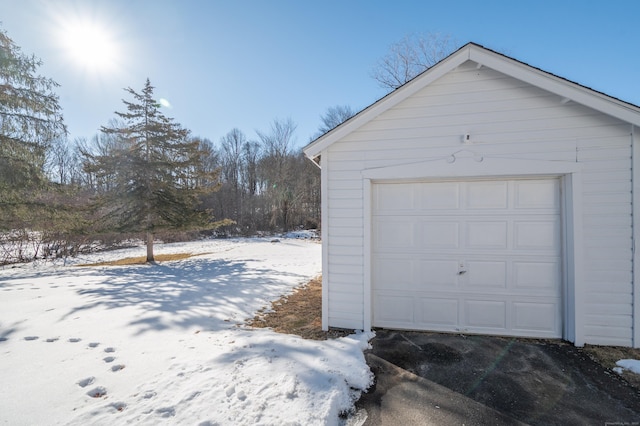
[1,0,639,148]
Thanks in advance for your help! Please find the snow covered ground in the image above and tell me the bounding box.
[0,238,373,425]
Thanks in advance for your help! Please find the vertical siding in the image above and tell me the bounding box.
[324,60,634,346]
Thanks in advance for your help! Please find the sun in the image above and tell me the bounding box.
[58,18,119,74]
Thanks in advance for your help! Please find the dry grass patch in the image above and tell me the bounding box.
[583,344,640,389]
[248,276,353,340]
[77,252,207,267]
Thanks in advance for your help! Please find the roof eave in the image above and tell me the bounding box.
[303,44,475,159]
[468,47,640,127]
[303,42,640,161]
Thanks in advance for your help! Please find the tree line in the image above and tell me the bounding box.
[52,115,324,239]
[1,23,455,264]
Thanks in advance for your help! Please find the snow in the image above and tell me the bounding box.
[614,359,640,375]
[282,229,319,240]
[0,238,373,425]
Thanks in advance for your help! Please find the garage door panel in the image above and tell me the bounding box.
[375,184,415,211]
[422,221,460,249]
[419,298,459,326]
[514,180,560,209]
[464,300,507,328]
[512,301,560,333]
[419,259,459,287]
[420,182,460,210]
[464,260,507,288]
[466,221,508,249]
[514,220,560,251]
[374,293,414,322]
[374,257,413,290]
[513,261,561,290]
[372,178,562,339]
[466,181,508,209]
[374,218,415,248]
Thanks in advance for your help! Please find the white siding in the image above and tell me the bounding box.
[324,60,633,346]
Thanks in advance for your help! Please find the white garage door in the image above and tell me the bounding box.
[372,178,562,338]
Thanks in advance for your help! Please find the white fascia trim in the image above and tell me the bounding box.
[305,44,640,161]
[469,48,640,127]
[303,47,472,159]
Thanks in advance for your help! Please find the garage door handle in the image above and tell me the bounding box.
[458,261,467,275]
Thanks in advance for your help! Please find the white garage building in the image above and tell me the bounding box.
[303,43,640,347]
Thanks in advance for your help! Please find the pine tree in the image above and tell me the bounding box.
[0,27,66,230]
[84,79,221,262]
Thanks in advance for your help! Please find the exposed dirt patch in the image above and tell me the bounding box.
[247,276,353,340]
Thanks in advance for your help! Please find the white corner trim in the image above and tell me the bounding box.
[320,152,329,331]
[567,173,585,346]
[363,178,372,332]
[632,125,640,348]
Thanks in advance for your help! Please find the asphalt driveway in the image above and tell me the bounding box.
[353,330,640,425]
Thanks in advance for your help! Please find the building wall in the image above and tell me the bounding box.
[324,60,633,346]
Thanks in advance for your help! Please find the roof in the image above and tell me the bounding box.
[303,42,640,161]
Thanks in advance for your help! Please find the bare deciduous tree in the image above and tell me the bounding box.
[314,105,356,138]
[257,118,298,231]
[371,32,458,90]
[257,117,297,161]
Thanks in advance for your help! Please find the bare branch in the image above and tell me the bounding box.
[371,32,459,90]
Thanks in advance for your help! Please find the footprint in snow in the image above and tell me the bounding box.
[77,377,95,388]
[88,342,100,348]
[103,356,116,363]
[111,364,125,372]
[24,336,39,341]
[156,406,176,418]
[104,347,115,353]
[110,402,127,412]
[45,337,59,343]
[87,386,107,398]
[225,385,235,397]
[68,338,81,343]
[0,337,7,342]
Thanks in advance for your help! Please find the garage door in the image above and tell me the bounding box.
[372,178,562,338]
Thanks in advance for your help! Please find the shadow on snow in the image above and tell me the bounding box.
[61,257,308,335]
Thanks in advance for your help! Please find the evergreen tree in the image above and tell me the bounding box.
[84,79,221,262]
[0,27,66,229]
